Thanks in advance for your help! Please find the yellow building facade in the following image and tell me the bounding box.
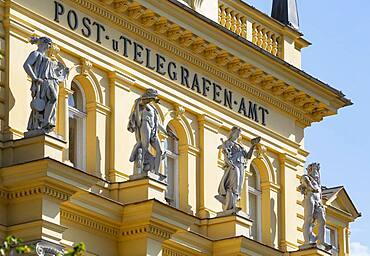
[0,0,360,255]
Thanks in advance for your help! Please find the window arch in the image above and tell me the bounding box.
[68,81,86,170]
[248,164,262,241]
[163,125,179,207]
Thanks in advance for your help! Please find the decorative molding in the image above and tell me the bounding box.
[163,247,190,256]
[68,0,328,126]
[80,58,93,77]
[5,185,71,201]
[174,105,186,119]
[255,143,267,159]
[0,189,7,201]
[61,209,119,238]
[121,224,172,240]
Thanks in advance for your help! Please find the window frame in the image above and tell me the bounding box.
[325,226,339,256]
[163,125,179,208]
[68,81,87,170]
[248,163,262,242]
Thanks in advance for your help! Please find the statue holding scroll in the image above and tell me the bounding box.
[215,126,261,213]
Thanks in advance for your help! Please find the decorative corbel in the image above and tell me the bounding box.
[114,0,129,13]
[282,88,298,101]
[255,143,267,159]
[174,105,185,120]
[80,58,93,77]
[167,25,182,41]
[191,39,207,54]
[271,82,287,95]
[227,58,242,72]
[260,76,276,90]
[303,102,318,112]
[127,4,144,19]
[293,94,311,107]
[154,18,170,34]
[311,107,329,120]
[238,64,254,78]
[248,71,265,84]
[215,52,230,66]
[203,45,218,60]
[141,11,158,27]
[100,0,114,5]
[179,32,194,47]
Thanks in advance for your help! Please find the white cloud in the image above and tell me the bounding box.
[351,242,370,256]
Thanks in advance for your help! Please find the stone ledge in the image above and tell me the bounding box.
[291,244,332,256]
[111,177,168,204]
[201,212,253,240]
[1,134,66,167]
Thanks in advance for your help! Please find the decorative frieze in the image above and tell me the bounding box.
[61,209,120,238]
[163,247,190,256]
[6,185,71,201]
[121,224,172,240]
[65,0,331,126]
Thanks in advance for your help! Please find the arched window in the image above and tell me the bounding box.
[249,164,262,241]
[164,125,179,207]
[68,81,86,170]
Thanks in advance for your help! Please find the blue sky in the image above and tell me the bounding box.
[244,0,370,254]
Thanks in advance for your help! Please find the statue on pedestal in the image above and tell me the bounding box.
[128,88,177,180]
[215,126,261,214]
[298,163,331,250]
[23,36,69,137]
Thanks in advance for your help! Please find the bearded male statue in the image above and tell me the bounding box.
[298,163,331,250]
[127,88,177,179]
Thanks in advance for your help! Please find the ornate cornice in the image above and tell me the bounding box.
[66,0,335,126]
[0,189,6,202]
[121,224,172,241]
[61,209,119,238]
[3,185,71,201]
[163,247,190,256]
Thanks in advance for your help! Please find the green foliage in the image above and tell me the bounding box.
[1,236,86,256]
[0,236,33,256]
[59,242,86,256]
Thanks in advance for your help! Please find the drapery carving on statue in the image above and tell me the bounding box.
[215,126,261,214]
[23,36,69,137]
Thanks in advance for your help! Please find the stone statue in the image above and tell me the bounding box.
[215,126,261,213]
[298,163,331,249]
[23,36,69,137]
[128,88,177,179]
